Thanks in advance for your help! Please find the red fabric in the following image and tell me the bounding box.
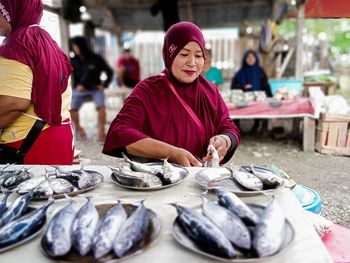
[116,57,140,82]
[6,122,74,165]
[103,21,240,159]
[291,0,350,18]
[0,0,73,126]
[322,224,350,262]
[227,98,315,118]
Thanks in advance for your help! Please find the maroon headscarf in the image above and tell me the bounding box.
[103,21,240,161]
[0,0,73,126]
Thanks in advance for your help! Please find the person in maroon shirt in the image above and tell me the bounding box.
[103,21,240,167]
[116,48,140,88]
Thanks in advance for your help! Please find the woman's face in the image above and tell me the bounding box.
[171,41,204,84]
[246,52,256,66]
[0,14,11,37]
[71,43,81,56]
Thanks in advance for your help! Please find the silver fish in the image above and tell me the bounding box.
[77,170,102,189]
[48,178,75,194]
[0,192,11,216]
[204,145,220,168]
[196,194,251,250]
[113,202,149,258]
[2,169,32,190]
[215,189,259,225]
[171,203,235,258]
[33,180,54,197]
[0,190,33,227]
[162,159,181,184]
[252,197,286,257]
[122,152,161,175]
[16,177,46,195]
[42,200,77,257]
[111,166,162,188]
[230,168,263,191]
[0,198,54,247]
[72,197,99,256]
[0,169,23,186]
[92,201,127,259]
[246,165,285,189]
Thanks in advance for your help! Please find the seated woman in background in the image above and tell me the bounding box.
[103,21,240,167]
[202,48,224,91]
[231,49,272,97]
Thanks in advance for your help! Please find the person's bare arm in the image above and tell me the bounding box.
[0,95,31,129]
[126,137,202,167]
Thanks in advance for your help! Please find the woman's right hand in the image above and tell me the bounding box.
[76,84,85,92]
[244,84,252,90]
[169,147,202,167]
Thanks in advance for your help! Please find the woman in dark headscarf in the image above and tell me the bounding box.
[0,0,74,164]
[103,21,240,167]
[231,49,272,97]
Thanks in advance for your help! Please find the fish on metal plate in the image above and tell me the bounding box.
[162,158,181,184]
[2,169,32,190]
[0,190,34,227]
[111,166,162,188]
[76,170,102,189]
[47,178,75,194]
[72,197,99,256]
[229,167,263,191]
[0,198,54,247]
[32,180,54,197]
[252,196,286,257]
[204,145,220,168]
[0,168,24,186]
[215,189,259,225]
[92,201,128,259]
[0,192,11,216]
[171,203,236,258]
[54,170,81,187]
[244,165,286,189]
[113,202,149,258]
[196,194,251,250]
[16,177,46,195]
[42,199,77,257]
[122,152,162,175]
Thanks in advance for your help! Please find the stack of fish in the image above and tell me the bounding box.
[42,198,150,260]
[0,167,33,191]
[13,168,102,198]
[206,164,288,191]
[110,153,183,188]
[0,191,53,249]
[172,189,287,259]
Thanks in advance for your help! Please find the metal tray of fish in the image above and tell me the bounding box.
[0,207,46,253]
[172,204,295,262]
[40,203,164,262]
[28,170,104,200]
[195,167,284,196]
[110,163,189,191]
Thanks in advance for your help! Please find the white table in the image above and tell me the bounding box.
[0,165,332,263]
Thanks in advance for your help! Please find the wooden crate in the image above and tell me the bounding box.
[316,113,350,156]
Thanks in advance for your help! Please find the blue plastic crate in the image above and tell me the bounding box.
[269,79,303,96]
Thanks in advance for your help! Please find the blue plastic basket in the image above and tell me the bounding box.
[292,184,322,214]
[269,79,303,96]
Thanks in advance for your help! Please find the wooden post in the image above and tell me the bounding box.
[295,2,305,79]
[303,117,316,152]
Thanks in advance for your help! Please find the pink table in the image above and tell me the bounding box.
[227,98,316,152]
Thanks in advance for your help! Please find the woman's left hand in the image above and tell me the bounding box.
[202,135,230,162]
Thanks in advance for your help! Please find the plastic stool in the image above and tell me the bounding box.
[322,224,350,263]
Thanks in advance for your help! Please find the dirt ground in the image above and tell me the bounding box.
[75,104,350,229]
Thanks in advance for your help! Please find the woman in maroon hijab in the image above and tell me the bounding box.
[103,21,240,167]
[0,0,74,164]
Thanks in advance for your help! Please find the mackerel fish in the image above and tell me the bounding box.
[196,194,251,250]
[72,197,99,256]
[0,198,54,247]
[92,201,127,259]
[113,202,149,258]
[42,200,77,257]
[0,192,11,216]
[172,203,235,258]
[252,196,286,257]
[229,168,263,191]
